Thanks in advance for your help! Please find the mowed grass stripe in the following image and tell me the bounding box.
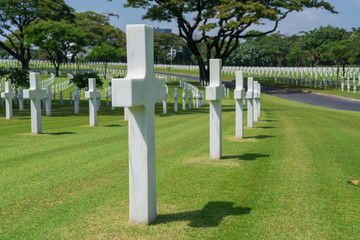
[1,87,360,239]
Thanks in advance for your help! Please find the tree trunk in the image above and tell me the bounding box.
[105,62,107,80]
[20,58,29,70]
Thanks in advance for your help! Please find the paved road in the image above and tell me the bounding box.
[263,87,360,112]
[108,67,360,112]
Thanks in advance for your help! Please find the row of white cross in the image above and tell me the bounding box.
[1,24,262,227]
[110,25,261,225]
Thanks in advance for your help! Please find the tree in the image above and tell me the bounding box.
[154,33,188,64]
[299,25,346,66]
[6,69,30,90]
[122,0,335,83]
[322,39,356,90]
[25,20,86,76]
[0,0,74,69]
[73,11,126,62]
[69,72,103,90]
[87,43,124,80]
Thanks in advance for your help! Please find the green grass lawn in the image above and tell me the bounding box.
[1,84,360,239]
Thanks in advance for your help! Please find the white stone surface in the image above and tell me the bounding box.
[74,87,80,114]
[69,92,73,104]
[188,89,192,109]
[1,82,14,119]
[163,85,168,114]
[182,88,186,110]
[85,78,100,126]
[111,24,165,224]
[247,77,254,128]
[174,88,178,112]
[45,85,53,116]
[253,81,258,122]
[18,88,24,111]
[206,59,224,160]
[234,71,245,139]
[23,72,46,134]
[124,107,129,121]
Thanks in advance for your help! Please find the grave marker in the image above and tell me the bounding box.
[111,25,165,224]
[182,88,186,110]
[234,71,245,139]
[174,88,178,112]
[85,78,100,126]
[23,72,46,134]
[74,86,80,114]
[18,88,24,111]
[206,59,224,159]
[247,77,254,128]
[45,85,53,116]
[1,82,15,119]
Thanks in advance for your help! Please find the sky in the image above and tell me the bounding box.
[65,0,360,36]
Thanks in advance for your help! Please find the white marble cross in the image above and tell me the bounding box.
[174,88,178,112]
[1,82,15,119]
[246,77,254,128]
[18,88,24,111]
[74,87,80,114]
[163,85,168,114]
[188,89,192,109]
[45,85,53,116]
[253,81,259,122]
[182,88,186,110]
[111,24,165,224]
[85,78,100,126]
[23,72,46,134]
[258,83,261,118]
[234,71,245,139]
[206,59,224,159]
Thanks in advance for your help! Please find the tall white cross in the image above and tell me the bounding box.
[182,88,186,110]
[111,24,165,224]
[1,82,15,119]
[23,72,46,134]
[85,78,100,126]
[74,87,80,114]
[206,59,224,159]
[253,81,259,122]
[45,85,53,116]
[18,88,24,111]
[247,77,254,128]
[174,88,178,112]
[163,85,168,114]
[234,71,245,139]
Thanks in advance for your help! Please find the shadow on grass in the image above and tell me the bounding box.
[244,135,275,140]
[154,201,251,227]
[222,153,270,161]
[44,132,75,135]
[255,126,276,129]
[101,124,122,128]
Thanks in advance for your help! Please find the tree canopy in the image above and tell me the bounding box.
[0,0,74,69]
[123,0,336,82]
[25,20,86,76]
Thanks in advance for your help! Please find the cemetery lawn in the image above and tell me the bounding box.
[1,84,360,239]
